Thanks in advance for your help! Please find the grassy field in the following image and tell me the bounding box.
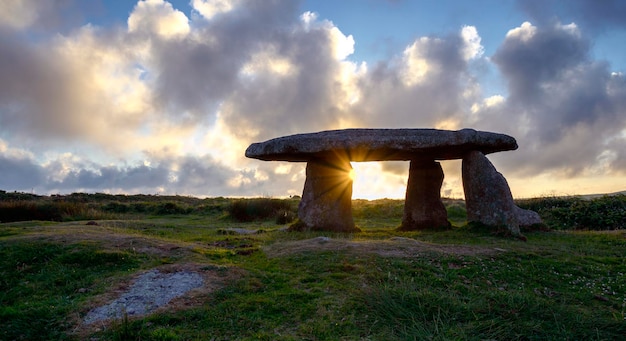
[1,193,625,340]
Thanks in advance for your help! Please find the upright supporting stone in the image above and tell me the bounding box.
[399,160,451,231]
[295,157,359,232]
[462,151,542,238]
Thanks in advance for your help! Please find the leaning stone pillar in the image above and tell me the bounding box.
[294,157,359,232]
[398,160,451,231]
[462,151,542,238]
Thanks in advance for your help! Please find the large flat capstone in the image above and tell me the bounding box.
[245,128,517,162]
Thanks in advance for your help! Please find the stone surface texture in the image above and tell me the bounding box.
[462,151,542,237]
[246,128,517,162]
[399,160,451,231]
[296,157,359,232]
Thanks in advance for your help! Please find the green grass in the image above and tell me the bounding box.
[0,193,625,340]
[0,241,145,340]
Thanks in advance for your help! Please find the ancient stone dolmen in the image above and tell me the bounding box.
[246,128,542,237]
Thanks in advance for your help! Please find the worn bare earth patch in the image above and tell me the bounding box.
[69,262,242,337]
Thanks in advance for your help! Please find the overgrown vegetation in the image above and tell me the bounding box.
[1,190,625,340]
[2,191,624,231]
[0,191,231,223]
[227,197,298,223]
[517,194,626,230]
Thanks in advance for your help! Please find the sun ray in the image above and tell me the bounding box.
[348,168,356,181]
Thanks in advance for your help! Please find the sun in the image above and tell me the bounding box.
[348,168,356,181]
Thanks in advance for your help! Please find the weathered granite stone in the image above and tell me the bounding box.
[294,157,360,232]
[462,151,542,237]
[245,128,517,162]
[399,160,451,231]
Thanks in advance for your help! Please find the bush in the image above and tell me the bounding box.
[516,195,626,230]
[103,202,130,213]
[155,202,190,215]
[0,200,91,222]
[275,208,296,224]
[228,198,295,222]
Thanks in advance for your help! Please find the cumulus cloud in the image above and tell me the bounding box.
[191,0,239,20]
[0,25,158,152]
[0,0,625,198]
[349,26,480,130]
[128,0,190,39]
[475,21,626,177]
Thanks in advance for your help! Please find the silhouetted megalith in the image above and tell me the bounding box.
[295,157,359,232]
[245,128,518,162]
[399,160,451,231]
[462,151,542,237]
[246,128,541,234]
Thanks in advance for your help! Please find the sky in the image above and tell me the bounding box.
[1,0,625,199]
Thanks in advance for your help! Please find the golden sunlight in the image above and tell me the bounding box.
[348,168,356,181]
[350,162,408,200]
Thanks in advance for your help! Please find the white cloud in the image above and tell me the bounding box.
[300,11,318,28]
[461,25,484,60]
[505,21,537,42]
[274,164,292,175]
[128,0,190,39]
[192,0,239,20]
[401,37,438,86]
[329,26,355,60]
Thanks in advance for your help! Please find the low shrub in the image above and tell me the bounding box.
[103,202,130,213]
[228,198,295,222]
[0,200,94,222]
[275,208,296,224]
[516,194,626,230]
[155,202,190,215]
